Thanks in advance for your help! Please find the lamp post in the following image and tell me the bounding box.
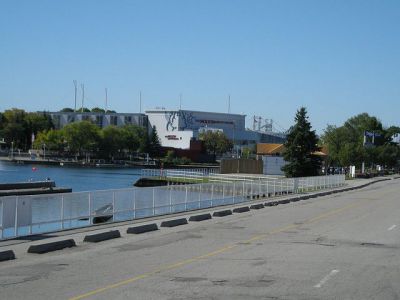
[11,141,14,159]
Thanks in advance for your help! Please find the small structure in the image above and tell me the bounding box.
[256,143,328,175]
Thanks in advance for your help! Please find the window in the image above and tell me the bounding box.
[124,116,132,125]
[110,116,118,126]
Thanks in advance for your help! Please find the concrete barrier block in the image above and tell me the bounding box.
[84,230,121,243]
[27,239,76,254]
[160,218,188,227]
[213,210,232,217]
[0,250,15,262]
[279,199,291,204]
[189,213,212,222]
[250,203,264,209]
[233,206,250,213]
[127,223,158,234]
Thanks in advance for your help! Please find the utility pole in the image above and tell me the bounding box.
[81,84,85,113]
[73,80,77,112]
[139,91,142,113]
[105,88,108,112]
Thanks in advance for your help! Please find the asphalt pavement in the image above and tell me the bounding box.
[1,178,399,300]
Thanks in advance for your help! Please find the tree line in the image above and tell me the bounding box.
[0,108,161,160]
[283,108,400,177]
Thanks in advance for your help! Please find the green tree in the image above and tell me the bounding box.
[60,108,74,112]
[1,108,28,149]
[99,126,125,159]
[63,121,100,154]
[199,130,233,159]
[321,113,400,169]
[33,129,65,152]
[91,107,105,113]
[121,125,145,153]
[148,126,161,157]
[282,107,321,177]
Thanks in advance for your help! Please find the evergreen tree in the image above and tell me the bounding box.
[149,126,161,157]
[282,107,321,177]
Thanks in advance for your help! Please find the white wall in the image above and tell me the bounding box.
[262,155,286,175]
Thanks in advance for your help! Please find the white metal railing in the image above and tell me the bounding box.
[141,168,220,180]
[0,174,345,240]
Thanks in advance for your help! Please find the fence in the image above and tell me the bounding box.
[0,174,345,240]
[141,167,220,181]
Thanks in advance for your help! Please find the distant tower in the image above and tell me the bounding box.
[73,80,77,112]
[80,84,85,112]
[105,88,108,112]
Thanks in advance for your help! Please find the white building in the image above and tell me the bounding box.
[146,109,286,150]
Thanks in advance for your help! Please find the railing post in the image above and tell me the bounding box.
[211,184,214,207]
[199,184,202,209]
[273,180,276,196]
[233,182,236,204]
[133,189,136,219]
[88,193,92,225]
[14,196,18,237]
[112,191,116,221]
[61,195,64,230]
[185,186,188,211]
[169,186,173,213]
[152,188,155,216]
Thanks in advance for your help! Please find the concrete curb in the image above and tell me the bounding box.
[189,213,212,222]
[27,239,76,254]
[250,203,264,210]
[160,218,188,227]
[83,230,121,243]
[213,210,233,217]
[127,223,158,234]
[233,206,250,213]
[0,250,16,262]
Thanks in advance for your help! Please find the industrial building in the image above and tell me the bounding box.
[146,109,286,150]
[47,111,147,130]
[46,109,287,154]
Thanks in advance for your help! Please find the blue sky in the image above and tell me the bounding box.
[0,0,399,133]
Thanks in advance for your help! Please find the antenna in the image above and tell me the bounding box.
[139,91,142,113]
[73,80,78,112]
[179,93,182,110]
[228,94,231,113]
[80,83,85,113]
[105,88,108,112]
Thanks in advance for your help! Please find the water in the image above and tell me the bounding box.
[0,160,142,192]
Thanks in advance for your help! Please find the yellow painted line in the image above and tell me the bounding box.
[69,197,369,300]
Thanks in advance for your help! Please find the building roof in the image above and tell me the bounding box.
[145,109,245,117]
[257,143,328,156]
[256,143,285,155]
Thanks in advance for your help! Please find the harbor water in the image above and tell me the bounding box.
[0,160,142,192]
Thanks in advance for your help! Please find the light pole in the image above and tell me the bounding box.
[11,141,14,159]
